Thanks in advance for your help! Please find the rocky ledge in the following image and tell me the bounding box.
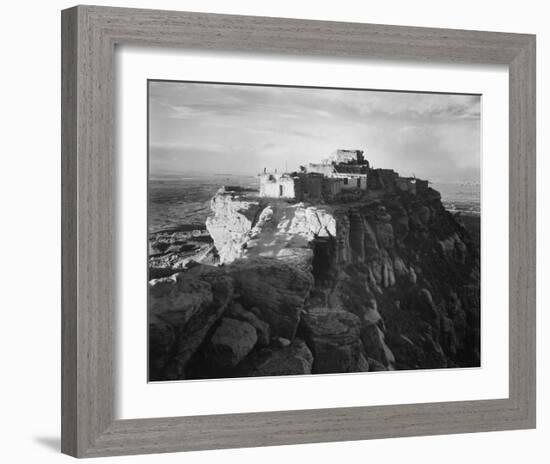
[149,186,480,380]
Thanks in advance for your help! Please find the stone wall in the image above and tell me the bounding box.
[322,177,343,200]
[396,177,417,195]
[300,174,323,201]
[307,163,336,176]
[333,173,367,190]
[368,169,398,190]
[259,173,298,199]
[416,179,429,193]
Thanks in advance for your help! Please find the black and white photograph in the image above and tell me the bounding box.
[1,0,542,461]
[147,81,481,382]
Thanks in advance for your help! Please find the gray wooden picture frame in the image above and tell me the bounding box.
[61,5,536,458]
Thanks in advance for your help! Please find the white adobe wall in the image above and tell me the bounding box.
[259,175,296,198]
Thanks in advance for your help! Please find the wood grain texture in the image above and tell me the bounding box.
[61,6,78,456]
[61,5,536,458]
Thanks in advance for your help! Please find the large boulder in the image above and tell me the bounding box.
[300,307,363,374]
[228,258,314,340]
[205,188,262,264]
[148,266,233,380]
[226,302,271,346]
[148,314,176,378]
[206,317,258,369]
[288,205,336,238]
[237,338,314,377]
[149,273,213,326]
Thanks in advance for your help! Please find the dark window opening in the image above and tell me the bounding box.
[343,178,348,185]
[279,185,283,197]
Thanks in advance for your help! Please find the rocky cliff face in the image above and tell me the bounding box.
[149,186,480,380]
[205,187,336,267]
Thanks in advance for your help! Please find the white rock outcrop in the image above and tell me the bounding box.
[206,188,336,265]
[205,188,262,264]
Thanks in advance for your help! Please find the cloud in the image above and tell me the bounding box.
[148,81,480,182]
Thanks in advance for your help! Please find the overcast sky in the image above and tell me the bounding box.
[149,81,480,183]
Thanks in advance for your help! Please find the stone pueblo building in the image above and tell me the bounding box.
[258,149,428,202]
